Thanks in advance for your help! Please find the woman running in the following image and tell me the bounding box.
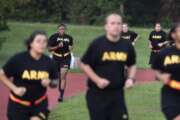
[0,30,58,120]
[153,23,180,120]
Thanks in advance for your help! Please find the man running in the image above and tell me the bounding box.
[80,13,136,120]
[121,23,139,45]
[148,23,168,65]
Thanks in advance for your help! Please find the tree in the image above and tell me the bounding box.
[0,0,12,30]
[0,37,6,50]
[68,0,126,25]
[0,0,29,50]
[158,0,180,22]
[0,0,30,30]
[124,0,161,26]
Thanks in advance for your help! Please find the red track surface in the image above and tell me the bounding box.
[0,69,155,120]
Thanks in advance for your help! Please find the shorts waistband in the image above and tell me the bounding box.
[152,50,160,53]
[9,94,47,106]
[51,51,70,57]
[167,80,180,90]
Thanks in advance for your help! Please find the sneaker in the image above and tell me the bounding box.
[58,98,63,102]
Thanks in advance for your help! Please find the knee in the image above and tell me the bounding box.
[30,116,41,120]
[61,72,67,80]
[61,74,66,80]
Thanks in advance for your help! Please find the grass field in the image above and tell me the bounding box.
[0,22,152,68]
[49,82,165,120]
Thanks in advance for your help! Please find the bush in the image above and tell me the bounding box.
[160,17,172,28]
[0,37,6,50]
[0,19,9,31]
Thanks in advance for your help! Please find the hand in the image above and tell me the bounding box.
[125,79,134,89]
[96,78,110,89]
[149,44,152,49]
[132,42,135,46]
[158,43,163,47]
[13,87,26,97]
[41,79,51,87]
[49,80,58,88]
[160,73,171,84]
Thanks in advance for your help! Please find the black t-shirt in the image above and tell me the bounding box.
[81,35,136,91]
[2,51,58,101]
[152,46,180,92]
[149,30,167,50]
[121,31,138,43]
[48,33,73,58]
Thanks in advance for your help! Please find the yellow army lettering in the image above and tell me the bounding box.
[102,51,127,61]
[22,70,49,80]
[164,55,180,66]
[152,35,162,39]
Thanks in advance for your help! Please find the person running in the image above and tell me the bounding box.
[148,23,168,65]
[80,13,136,120]
[152,23,180,120]
[121,23,139,45]
[48,24,73,102]
[0,30,58,120]
[121,23,139,79]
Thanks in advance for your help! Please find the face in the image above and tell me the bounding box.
[172,26,180,43]
[155,24,161,32]
[30,34,47,54]
[105,15,122,37]
[58,26,65,35]
[122,24,128,32]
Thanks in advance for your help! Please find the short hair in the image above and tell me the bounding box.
[58,23,66,28]
[168,22,180,41]
[155,22,161,26]
[122,23,128,26]
[25,30,47,50]
[104,13,122,24]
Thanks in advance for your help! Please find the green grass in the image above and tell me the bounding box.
[49,82,165,120]
[0,22,152,68]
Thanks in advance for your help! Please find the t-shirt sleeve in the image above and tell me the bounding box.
[131,31,138,41]
[126,44,136,67]
[49,60,59,80]
[48,34,57,47]
[148,32,152,41]
[152,52,164,72]
[69,36,73,46]
[162,32,167,42]
[2,55,18,77]
[81,41,97,66]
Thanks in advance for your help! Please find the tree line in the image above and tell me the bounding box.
[0,0,180,30]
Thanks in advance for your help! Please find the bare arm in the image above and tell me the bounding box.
[0,70,26,96]
[162,41,169,46]
[134,35,140,43]
[127,65,136,80]
[41,78,59,88]
[149,41,153,49]
[0,70,17,92]
[158,41,169,47]
[79,62,101,84]
[48,45,60,52]
[125,65,136,89]
[154,70,170,84]
[69,45,73,52]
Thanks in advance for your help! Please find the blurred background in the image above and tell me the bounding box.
[1,0,180,29]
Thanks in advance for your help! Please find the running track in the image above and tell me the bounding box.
[0,69,155,120]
